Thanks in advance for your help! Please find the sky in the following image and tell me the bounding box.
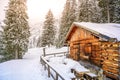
[27,0,66,22]
[0,0,66,23]
[0,0,8,22]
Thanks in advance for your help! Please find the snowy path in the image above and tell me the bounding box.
[0,48,52,80]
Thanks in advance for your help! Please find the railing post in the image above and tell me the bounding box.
[48,65,50,77]
[43,61,46,70]
[40,57,44,66]
[54,54,56,57]
[55,73,58,80]
[43,48,46,57]
[71,78,76,80]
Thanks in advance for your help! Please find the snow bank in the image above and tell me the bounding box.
[64,59,89,72]
[48,57,75,80]
[45,56,89,80]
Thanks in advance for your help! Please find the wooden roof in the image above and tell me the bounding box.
[66,22,120,42]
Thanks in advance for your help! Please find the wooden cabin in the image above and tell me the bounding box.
[65,22,120,80]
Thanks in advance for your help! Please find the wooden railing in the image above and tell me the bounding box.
[45,52,68,57]
[42,47,69,57]
[40,56,75,80]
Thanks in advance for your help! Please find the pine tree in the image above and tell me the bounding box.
[41,10,56,47]
[77,0,101,22]
[57,0,77,47]
[98,0,111,23]
[98,0,120,23]
[112,0,120,23]
[110,0,120,23]
[2,0,30,60]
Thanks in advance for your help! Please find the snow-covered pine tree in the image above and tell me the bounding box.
[57,0,77,47]
[98,0,108,23]
[41,9,56,47]
[2,0,30,60]
[77,0,101,22]
[56,0,70,47]
[112,0,120,23]
[98,0,120,23]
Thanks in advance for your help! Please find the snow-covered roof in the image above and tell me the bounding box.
[67,22,120,41]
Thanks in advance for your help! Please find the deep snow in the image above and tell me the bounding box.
[0,47,89,80]
[0,48,52,80]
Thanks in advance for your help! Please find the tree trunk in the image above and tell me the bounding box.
[15,49,18,59]
[106,0,110,23]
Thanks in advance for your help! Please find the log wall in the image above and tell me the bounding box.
[67,26,120,79]
[69,27,99,61]
[100,42,119,79]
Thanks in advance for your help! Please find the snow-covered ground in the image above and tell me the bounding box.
[0,48,52,80]
[0,47,89,80]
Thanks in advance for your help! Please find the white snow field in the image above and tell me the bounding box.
[0,47,89,80]
[0,48,52,80]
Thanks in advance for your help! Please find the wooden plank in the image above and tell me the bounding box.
[103,60,118,64]
[70,38,99,45]
[103,71,119,80]
[102,66,119,74]
[102,64,119,69]
[45,52,68,56]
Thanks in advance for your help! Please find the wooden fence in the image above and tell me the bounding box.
[40,56,75,80]
[44,52,68,57]
[42,47,69,57]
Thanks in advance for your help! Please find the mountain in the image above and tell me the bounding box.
[29,22,43,48]
[29,18,60,48]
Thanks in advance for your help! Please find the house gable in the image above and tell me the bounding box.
[66,24,99,44]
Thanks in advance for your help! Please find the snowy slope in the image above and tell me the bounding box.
[0,47,68,80]
[0,48,52,80]
[0,47,90,80]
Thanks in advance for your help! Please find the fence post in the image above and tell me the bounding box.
[55,73,58,80]
[44,63,46,70]
[40,57,43,65]
[54,54,56,57]
[48,65,50,77]
[43,48,46,57]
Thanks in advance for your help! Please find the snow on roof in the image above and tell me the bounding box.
[73,22,120,41]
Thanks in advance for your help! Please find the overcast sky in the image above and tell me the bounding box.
[0,0,66,23]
